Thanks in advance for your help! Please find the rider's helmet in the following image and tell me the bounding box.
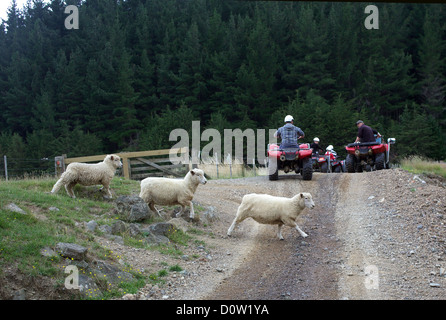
[326,145,334,151]
[313,137,320,142]
[284,115,294,123]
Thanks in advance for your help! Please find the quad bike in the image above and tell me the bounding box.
[311,151,323,172]
[345,138,396,172]
[267,143,313,180]
[318,150,345,173]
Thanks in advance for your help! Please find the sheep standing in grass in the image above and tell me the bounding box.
[227,192,315,240]
[139,168,207,219]
[51,154,122,199]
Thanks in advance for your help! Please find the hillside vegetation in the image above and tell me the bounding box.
[0,1,445,162]
[0,177,206,299]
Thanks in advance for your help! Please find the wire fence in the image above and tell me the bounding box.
[1,156,55,180]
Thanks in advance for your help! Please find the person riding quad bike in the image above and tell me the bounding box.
[311,137,324,171]
[346,120,395,172]
[274,115,305,148]
[355,120,381,144]
[310,137,324,154]
[320,145,345,173]
[267,115,313,180]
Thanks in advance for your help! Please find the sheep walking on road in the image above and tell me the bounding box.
[139,168,207,219]
[51,154,123,199]
[227,192,315,240]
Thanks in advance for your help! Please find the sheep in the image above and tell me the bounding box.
[227,192,315,240]
[139,168,207,219]
[51,154,123,199]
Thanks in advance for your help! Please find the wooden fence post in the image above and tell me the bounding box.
[54,155,66,177]
[122,156,130,179]
[3,155,8,181]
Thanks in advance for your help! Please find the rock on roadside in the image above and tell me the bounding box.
[56,243,88,260]
[115,195,152,222]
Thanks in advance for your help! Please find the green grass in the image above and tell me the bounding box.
[0,177,162,298]
[401,156,446,179]
[0,209,71,277]
[0,177,136,291]
[169,264,183,272]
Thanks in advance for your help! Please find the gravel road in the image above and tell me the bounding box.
[116,168,445,300]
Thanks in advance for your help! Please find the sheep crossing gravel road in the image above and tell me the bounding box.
[112,169,445,300]
[201,173,343,299]
[188,170,446,300]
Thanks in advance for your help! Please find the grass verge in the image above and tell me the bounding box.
[400,156,446,179]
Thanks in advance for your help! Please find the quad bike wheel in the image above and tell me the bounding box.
[301,157,313,180]
[375,152,385,170]
[321,162,329,173]
[345,154,356,173]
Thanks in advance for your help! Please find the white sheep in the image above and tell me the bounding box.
[51,154,123,199]
[227,192,315,240]
[139,168,207,219]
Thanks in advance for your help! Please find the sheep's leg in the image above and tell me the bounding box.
[188,202,195,219]
[149,203,162,218]
[101,181,112,199]
[282,218,308,238]
[227,218,238,236]
[227,210,246,236]
[65,182,76,198]
[175,205,184,218]
[294,224,308,238]
[277,224,284,240]
[104,187,112,199]
[227,216,246,235]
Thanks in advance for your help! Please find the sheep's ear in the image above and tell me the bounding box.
[110,155,114,160]
[300,193,303,198]
[190,170,195,175]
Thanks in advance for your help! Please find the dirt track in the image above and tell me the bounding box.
[109,168,445,300]
[201,173,342,299]
[182,169,446,300]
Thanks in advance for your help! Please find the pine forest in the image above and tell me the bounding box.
[0,0,445,163]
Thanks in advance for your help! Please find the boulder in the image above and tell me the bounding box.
[168,218,189,233]
[5,203,26,215]
[115,195,151,222]
[86,220,98,232]
[147,222,176,237]
[128,223,141,237]
[78,274,102,298]
[91,260,134,284]
[111,220,127,235]
[98,224,112,234]
[56,243,88,260]
[144,232,170,245]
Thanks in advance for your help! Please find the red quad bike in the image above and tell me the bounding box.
[318,151,345,173]
[311,151,323,172]
[345,138,396,172]
[267,143,313,180]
